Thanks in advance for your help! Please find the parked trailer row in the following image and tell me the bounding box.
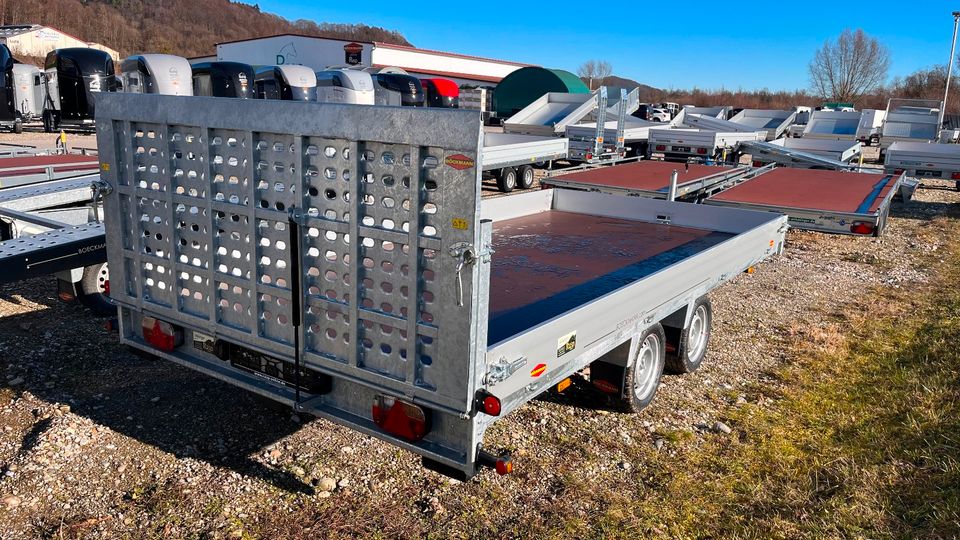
[93,93,787,479]
[884,141,960,190]
[647,127,762,162]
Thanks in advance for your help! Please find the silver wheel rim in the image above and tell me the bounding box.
[522,169,534,185]
[633,333,662,401]
[687,305,708,362]
[96,263,110,294]
[506,172,516,188]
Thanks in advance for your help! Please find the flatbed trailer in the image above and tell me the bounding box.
[543,160,752,200]
[648,127,762,162]
[705,168,904,236]
[802,110,862,141]
[96,93,787,479]
[745,138,862,169]
[884,141,960,189]
[728,109,797,141]
[481,132,569,192]
[502,92,598,137]
[0,153,101,188]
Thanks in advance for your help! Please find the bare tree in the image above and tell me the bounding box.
[578,60,613,90]
[809,29,890,103]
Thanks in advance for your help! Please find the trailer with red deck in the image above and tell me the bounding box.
[94,93,787,479]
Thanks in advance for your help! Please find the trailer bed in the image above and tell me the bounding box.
[0,154,100,188]
[544,160,749,199]
[706,168,902,235]
[487,210,729,344]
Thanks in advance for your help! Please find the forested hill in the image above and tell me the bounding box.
[0,0,410,58]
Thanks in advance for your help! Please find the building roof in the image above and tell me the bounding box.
[0,25,39,38]
[371,64,503,83]
[371,42,535,68]
[216,33,374,47]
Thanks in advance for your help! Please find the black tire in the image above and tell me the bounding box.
[42,112,54,133]
[517,165,535,189]
[13,120,22,134]
[496,167,517,193]
[77,263,116,316]
[617,324,666,413]
[665,297,712,374]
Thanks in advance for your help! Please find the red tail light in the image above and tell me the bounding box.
[850,222,875,235]
[951,172,960,180]
[585,153,593,160]
[476,391,501,416]
[103,280,111,296]
[752,161,763,167]
[495,456,513,475]
[893,169,904,174]
[697,147,707,155]
[372,395,431,441]
[141,316,183,352]
[655,145,666,152]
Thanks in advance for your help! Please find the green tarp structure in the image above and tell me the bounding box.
[494,67,589,119]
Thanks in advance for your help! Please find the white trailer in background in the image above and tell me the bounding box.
[880,99,942,158]
[802,110,861,142]
[503,92,597,137]
[481,132,569,192]
[728,109,797,141]
[673,105,730,126]
[786,107,812,138]
[857,109,885,146]
[460,87,494,124]
[315,68,375,105]
[121,54,194,96]
[648,127,763,162]
[12,64,43,124]
[884,141,960,190]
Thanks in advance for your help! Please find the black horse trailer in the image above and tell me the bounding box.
[192,61,254,98]
[42,48,118,132]
[254,65,317,101]
[372,73,425,107]
[0,44,19,133]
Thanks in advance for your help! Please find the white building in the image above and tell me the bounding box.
[215,35,534,86]
[0,24,119,61]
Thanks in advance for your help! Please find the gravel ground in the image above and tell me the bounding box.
[1,135,958,537]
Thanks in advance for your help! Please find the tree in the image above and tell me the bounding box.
[578,60,613,90]
[809,29,890,103]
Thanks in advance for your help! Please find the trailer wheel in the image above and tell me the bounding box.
[497,167,517,192]
[13,120,22,134]
[665,297,712,374]
[618,324,666,413]
[517,165,535,189]
[78,263,116,316]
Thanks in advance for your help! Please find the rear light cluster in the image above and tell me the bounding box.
[372,395,430,441]
[849,221,875,235]
[951,172,960,180]
[752,160,763,167]
[141,316,183,352]
[696,148,708,155]
[477,449,513,475]
[655,144,666,152]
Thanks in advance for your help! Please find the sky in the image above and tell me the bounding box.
[243,1,960,92]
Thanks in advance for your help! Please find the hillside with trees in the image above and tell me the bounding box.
[0,0,410,59]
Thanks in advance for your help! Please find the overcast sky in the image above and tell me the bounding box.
[244,1,959,91]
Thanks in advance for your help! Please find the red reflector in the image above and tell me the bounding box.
[952,172,960,180]
[655,145,666,152]
[103,280,111,296]
[894,169,904,174]
[585,153,593,160]
[58,290,76,303]
[593,379,619,394]
[752,161,763,167]
[141,316,182,352]
[495,456,513,475]
[850,222,875,235]
[482,395,501,416]
[372,395,430,441]
[697,147,707,155]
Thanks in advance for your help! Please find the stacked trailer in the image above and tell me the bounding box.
[743,138,862,169]
[94,93,787,479]
[884,141,960,190]
[543,160,751,201]
[880,99,942,159]
[728,109,797,141]
[705,168,904,236]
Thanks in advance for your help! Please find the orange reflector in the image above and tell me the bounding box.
[556,378,572,393]
[745,266,756,274]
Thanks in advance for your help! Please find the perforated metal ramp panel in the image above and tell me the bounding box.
[96,93,485,413]
[551,161,739,192]
[486,210,731,345]
[709,169,895,213]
